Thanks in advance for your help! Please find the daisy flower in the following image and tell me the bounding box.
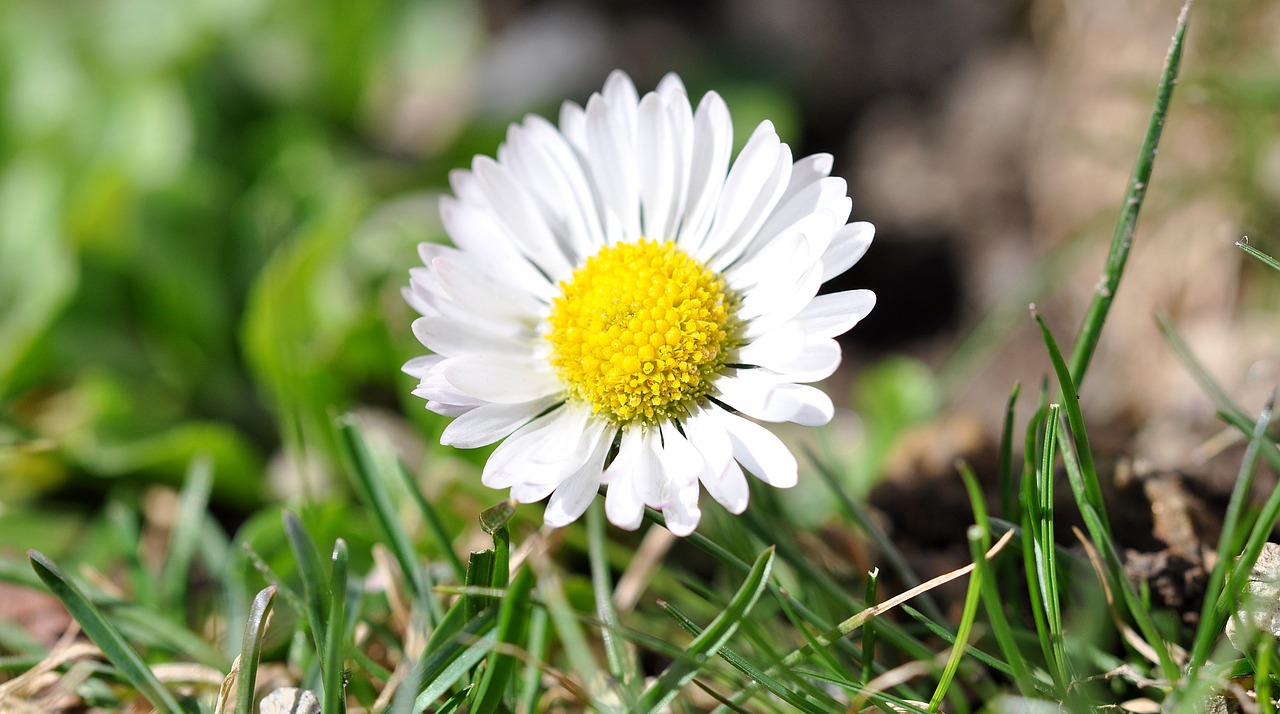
[404,70,875,536]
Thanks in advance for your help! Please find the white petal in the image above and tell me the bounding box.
[543,429,612,527]
[412,316,532,358]
[440,396,559,448]
[432,253,545,327]
[821,221,874,282]
[686,406,750,512]
[716,373,835,426]
[442,357,561,404]
[740,336,842,383]
[510,480,557,504]
[698,122,787,266]
[792,290,877,339]
[676,91,731,253]
[707,407,799,488]
[438,197,554,299]
[637,92,678,242]
[656,72,687,100]
[753,176,848,248]
[481,406,598,488]
[403,354,443,378]
[425,400,476,418]
[740,262,824,330]
[708,460,749,514]
[646,422,704,509]
[661,479,702,536]
[559,100,588,152]
[604,428,649,530]
[544,470,599,527]
[586,92,640,242]
[472,156,575,279]
[514,115,605,260]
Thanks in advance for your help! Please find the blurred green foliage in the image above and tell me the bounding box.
[0,0,488,509]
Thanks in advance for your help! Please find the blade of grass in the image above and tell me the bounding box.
[662,602,840,714]
[396,460,466,582]
[805,448,946,625]
[999,383,1021,524]
[283,510,329,653]
[957,461,1037,697]
[928,525,985,712]
[587,500,639,697]
[1237,237,1280,272]
[158,456,214,613]
[1037,309,1180,680]
[518,604,549,714]
[235,586,277,714]
[1066,0,1194,385]
[526,553,612,710]
[411,615,499,712]
[322,539,348,714]
[1188,392,1276,676]
[863,568,879,684]
[633,547,775,713]
[1029,404,1069,691]
[337,417,429,601]
[470,566,536,713]
[28,550,188,714]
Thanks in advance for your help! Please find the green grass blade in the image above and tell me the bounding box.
[1188,392,1276,676]
[587,500,638,696]
[470,565,536,713]
[1034,310,1108,526]
[806,448,945,625]
[1037,309,1180,680]
[998,383,1021,524]
[28,550,188,714]
[158,456,214,613]
[1066,0,1193,384]
[518,604,549,714]
[633,546,775,713]
[390,602,467,714]
[411,610,499,712]
[862,568,878,684]
[957,461,1036,697]
[322,539,349,714]
[528,554,611,710]
[236,586,278,714]
[1033,404,1069,690]
[337,416,428,601]
[397,459,466,582]
[1238,238,1280,272]
[283,510,329,653]
[1056,420,1180,681]
[928,526,986,712]
[662,602,839,714]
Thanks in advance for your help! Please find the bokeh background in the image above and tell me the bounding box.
[3,0,1280,559]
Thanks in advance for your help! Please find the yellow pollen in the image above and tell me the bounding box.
[547,238,738,425]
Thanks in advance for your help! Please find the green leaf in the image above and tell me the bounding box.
[322,539,349,714]
[283,510,330,653]
[470,566,536,713]
[158,457,214,612]
[236,586,278,714]
[29,550,189,714]
[1237,238,1280,272]
[1066,0,1193,384]
[337,417,429,601]
[633,546,775,713]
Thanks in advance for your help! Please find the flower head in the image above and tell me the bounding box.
[404,71,875,535]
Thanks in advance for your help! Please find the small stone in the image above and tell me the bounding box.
[1226,542,1280,650]
[260,687,321,714]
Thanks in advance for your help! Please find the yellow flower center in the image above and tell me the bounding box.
[547,239,739,425]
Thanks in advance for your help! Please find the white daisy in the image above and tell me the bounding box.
[404,70,875,536]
